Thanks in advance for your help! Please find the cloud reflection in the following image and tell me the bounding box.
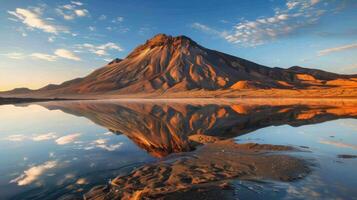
[55,133,81,145]
[93,138,123,151]
[319,140,357,150]
[10,161,58,186]
[32,132,57,141]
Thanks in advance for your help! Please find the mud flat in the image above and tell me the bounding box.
[84,140,311,200]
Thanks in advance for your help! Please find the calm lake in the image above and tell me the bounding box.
[0,100,356,200]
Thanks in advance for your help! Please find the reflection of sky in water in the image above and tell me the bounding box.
[1,103,357,199]
[0,104,155,199]
[235,119,357,200]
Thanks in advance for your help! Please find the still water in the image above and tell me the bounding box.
[0,100,356,199]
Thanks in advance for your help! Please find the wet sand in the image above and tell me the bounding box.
[84,140,311,200]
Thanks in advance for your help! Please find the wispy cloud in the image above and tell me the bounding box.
[8,8,60,34]
[75,42,123,56]
[56,1,89,20]
[2,134,27,141]
[98,14,107,20]
[30,53,57,62]
[2,49,81,62]
[54,49,81,61]
[317,43,357,56]
[191,22,224,36]
[71,1,83,6]
[74,9,89,17]
[224,0,326,46]
[88,26,95,31]
[55,133,81,145]
[0,52,26,60]
[192,0,340,47]
[32,132,57,141]
[10,161,58,186]
[112,16,124,23]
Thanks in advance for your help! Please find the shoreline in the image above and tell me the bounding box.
[0,97,77,105]
[2,96,357,106]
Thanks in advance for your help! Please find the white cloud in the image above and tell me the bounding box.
[2,49,81,62]
[8,8,59,34]
[317,43,357,56]
[30,53,57,62]
[97,42,123,51]
[32,132,57,141]
[287,1,299,9]
[194,0,337,47]
[0,52,26,60]
[71,1,83,6]
[88,26,95,31]
[2,134,27,141]
[94,49,107,56]
[117,16,124,22]
[54,49,81,61]
[55,133,81,145]
[74,9,88,17]
[10,161,57,186]
[112,16,124,23]
[76,42,123,56]
[48,36,55,42]
[57,1,89,20]
[191,22,221,35]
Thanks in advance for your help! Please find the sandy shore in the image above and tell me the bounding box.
[84,140,311,200]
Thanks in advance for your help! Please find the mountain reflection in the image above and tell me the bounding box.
[40,100,357,157]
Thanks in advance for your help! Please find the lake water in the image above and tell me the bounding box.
[0,100,356,199]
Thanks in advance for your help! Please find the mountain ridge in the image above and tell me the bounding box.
[2,33,357,98]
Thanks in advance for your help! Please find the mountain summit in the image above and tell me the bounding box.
[3,34,357,98]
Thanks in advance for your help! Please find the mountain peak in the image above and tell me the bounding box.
[11,34,355,97]
[127,33,198,58]
[147,33,195,44]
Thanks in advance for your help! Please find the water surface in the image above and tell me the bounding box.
[0,100,356,199]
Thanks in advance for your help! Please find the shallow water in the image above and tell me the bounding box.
[0,100,356,199]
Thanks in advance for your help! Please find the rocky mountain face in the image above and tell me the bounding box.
[42,101,357,157]
[3,34,357,96]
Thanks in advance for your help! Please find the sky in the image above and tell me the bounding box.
[0,0,356,91]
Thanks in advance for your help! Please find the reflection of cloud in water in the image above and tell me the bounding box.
[55,133,81,145]
[76,178,88,185]
[49,152,55,158]
[32,132,57,141]
[3,134,27,142]
[103,131,113,136]
[57,173,76,186]
[284,173,350,200]
[2,132,57,142]
[10,161,58,186]
[93,138,123,151]
[319,140,357,150]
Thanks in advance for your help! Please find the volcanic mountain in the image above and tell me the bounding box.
[2,34,357,98]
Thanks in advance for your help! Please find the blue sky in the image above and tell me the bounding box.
[0,0,356,91]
